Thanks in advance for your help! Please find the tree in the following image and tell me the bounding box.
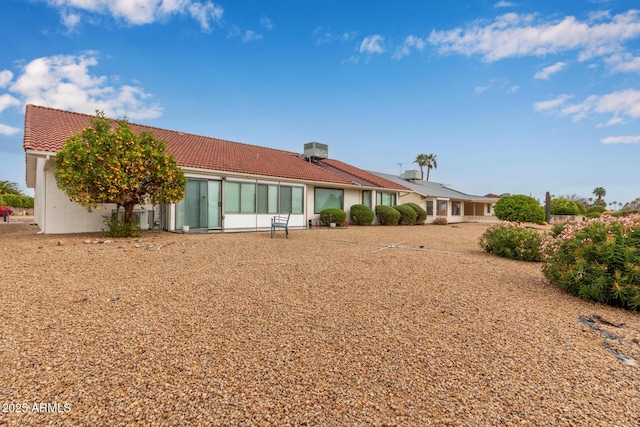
[592,187,606,206]
[55,111,186,227]
[493,194,546,224]
[413,153,438,181]
[0,180,23,195]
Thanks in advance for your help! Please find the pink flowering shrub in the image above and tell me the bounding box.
[479,222,543,262]
[542,214,640,310]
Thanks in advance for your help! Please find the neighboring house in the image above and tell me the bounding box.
[23,105,408,234]
[370,170,499,223]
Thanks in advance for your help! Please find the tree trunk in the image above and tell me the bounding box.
[123,202,136,224]
[426,166,431,182]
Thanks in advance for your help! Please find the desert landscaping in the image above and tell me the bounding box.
[0,222,639,426]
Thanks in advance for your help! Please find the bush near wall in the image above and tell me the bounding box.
[479,222,543,262]
[319,208,347,226]
[494,194,545,224]
[432,217,448,225]
[394,204,417,225]
[551,198,580,215]
[402,203,427,224]
[375,205,400,225]
[349,204,374,225]
[542,214,640,310]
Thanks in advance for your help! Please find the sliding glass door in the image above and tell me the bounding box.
[176,179,221,229]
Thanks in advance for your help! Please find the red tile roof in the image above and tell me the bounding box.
[23,104,400,189]
[317,159,409,190]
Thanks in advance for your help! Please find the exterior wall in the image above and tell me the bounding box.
[35,158,151,234]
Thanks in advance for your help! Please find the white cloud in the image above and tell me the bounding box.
[0,124,21,135]
[428,10,640,63]
[42,0,223,30]
[8,53,161,120]
[537,89,640,124]
[533,94,573,111]
[241,30,263,43]
[260,16,274,31]
[605,52,640,73]
[601,135,640,144]
[359,35,385,54]
[534,61,568,79]
[314,27,357,45]
[0,94,21,113]
[393,35,426,60]
[494,1,515,8]
[0,70,13,88]
[474,85,489,94]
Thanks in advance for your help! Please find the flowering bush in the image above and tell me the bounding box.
[479,222,543,262]
[542,214,640,310]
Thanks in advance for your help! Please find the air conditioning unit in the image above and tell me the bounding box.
[303,142,328,160]
[402,169,423,180]
[112,209,144,225]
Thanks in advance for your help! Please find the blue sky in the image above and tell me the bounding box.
[1,0,639,206]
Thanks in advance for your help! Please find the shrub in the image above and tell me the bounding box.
[432,217,448,225]
[319,208,347,226]
[611,210,640,218]
[586,205,606,214]
[542,214,640,310]
[376,205,400,225]
[575,202,587,215]
[103,212,141,238]
[0,195,4,206]
[2,193,23,208]
[551,198,580,215]
[585,212,602,219]
[403,203,427,224]
[349,204,374,225]
[550,220,575,237]
[479,222,543,262]
[394,204,417,225]
[494,194,545,224]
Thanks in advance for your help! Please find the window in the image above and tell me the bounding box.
[437,200,448,216]
[452,201,461,216]
[362,190,372,208]
[257,184,279,214]
[279,186,292,214]
[487,204,492,214]
[426,200,434,216]
[315,188,343,213]
[376,192,396,206]
[224,181,255,213]
[291,187,303,214]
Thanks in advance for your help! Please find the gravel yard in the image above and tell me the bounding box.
[0,222,639,426]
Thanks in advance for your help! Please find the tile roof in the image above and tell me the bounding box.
[23,104,399,189]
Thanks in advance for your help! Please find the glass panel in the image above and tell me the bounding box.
[315,188,343,213]
[240,182,255,213]
[362,190,371,208]
[176,199,186,228]
[268,185,278,214]
[208,181,220,227]
[225,182,240,213]
[292,187,303,214]
[426,200,434,216]
[186,180,200,227]
[376,192,381,205]
[382,193,391,206]
[257,184,268,214]
[280,186,292,214]
[437,200,448,216]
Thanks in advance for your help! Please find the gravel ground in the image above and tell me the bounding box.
[0,222,638,426]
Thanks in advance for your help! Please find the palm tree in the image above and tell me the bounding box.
[423,154,437,182]
[611,201,617,211]
[0,180,23,195]
[413,154,428,180]
[592,187,606,206]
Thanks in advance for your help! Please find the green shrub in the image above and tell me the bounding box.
[0,195,4,206]
[394,204,417,225]
[479,222,543,262]
[21,196,34,209]
[319,208,347,226]
[494,194,545,224]
[432,217,448,225]
[349,204,374,225]
[103,212,141,238]
[575,202,587,215]
[585,212,602,219]
[542,214,640,310]
[611,210,640,218]
[551,198,580,215]
[375,205,400,225]
[403,203,427,224]
[550,220,576,237]
[2,193,23,208]
[586,205,606,214]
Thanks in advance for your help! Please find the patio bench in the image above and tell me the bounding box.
[270,210,291,239]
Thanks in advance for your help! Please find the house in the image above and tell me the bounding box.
[370,170,499,223]
[23,105,408,234]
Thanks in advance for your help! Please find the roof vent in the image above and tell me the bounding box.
[303,142,328,160]
[402,169,423,181]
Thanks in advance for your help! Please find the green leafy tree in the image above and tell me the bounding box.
[550,197,580,215]
[0,180,23,195]
[413,153,438,181]
[593,187,606,206]
[54,111,186,227]
[494,194,545,224]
